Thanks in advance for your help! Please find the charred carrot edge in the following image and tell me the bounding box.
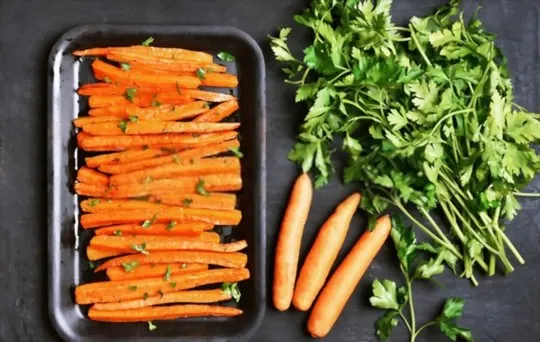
[72,47,108,56]
[273,173,313,311]
[76,268,250,304]
[95,251,248,272]
[110,46,214,63]
[200,73,239,88]
[88,93,193,108]
[91,59,201,88]
[154,193,237,211]
[82,121,239,136]
[76,166,110,186]
[308,215,392,338]
[193,100,239,123]
[88,304,242,322]
[90,237,246,253]
[94,222,213,236]
[85,149,168,169]
[73,116,120,128]
[79,131,238,150]
[75,173,242,199]
[105,263,209,281]
[293,193,362,311]
[92,289,228,311]
[109,157,241,185]
[98,140,240,174]
[87,246,131,261]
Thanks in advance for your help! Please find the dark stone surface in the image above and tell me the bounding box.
[0,0,539,341]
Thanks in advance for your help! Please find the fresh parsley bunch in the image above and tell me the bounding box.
[270,0,540,284]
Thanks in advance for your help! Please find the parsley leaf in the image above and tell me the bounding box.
[88,199,100,207]
[229,147,243,158]
[127,285,138,291]
[182,198,193,207]
[375,311,399,341]
[221,282,241,303]
[141,213,158,228]
[147,321,157,331]
[118,120,128,133]
[131,242,149,255]
[166,221,177,231]
[129,115,139,122]
[217,51,236,62]
[120,63,131,71]
[195,68,206,79]
[124,87,137,102]
[141,37,154,46]
[369,279,399,310]
[163,265,172,281]
[122,261,139,273]
[196,179,209,196]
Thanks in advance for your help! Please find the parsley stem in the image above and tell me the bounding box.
[429,109,473,139]
[399,311,412,333]
[408,24,432,67]
[513,192,540,197]
[488,254,496,276]
[413,321,437,340]
[405,274,416,339]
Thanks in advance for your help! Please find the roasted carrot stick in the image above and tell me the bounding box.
[308,215,392,338]
[93,289,228,311]
[81,198,167,213]
[95,251,248,272]
[88,304,242,322]
[77,132,91,147]
[85,149,168,168]
[73,116,120,128]
[128,101,209,121]
[98,140,240,174]
[106,263,208,281]
[193,100,239,123]
[200,73,239,88]
[109,157,240,185]
[90,237,247,254]
[82,195,235,212]
[92,60,201,88]
[94,223,213,236]
[293,193,361,311]
[88,93,193,108]
[87,246,130,260]
[76,166,110,186]
[153,193,236,211]
[88,105,129,117]
[81,207,242,228]
[72,47,108,56]
[76,268,250,304]
[177,89,236,102]
[79,131,238,150]
[273,173,313,311]
[75,174,242,199]
[110,46,214,63]
[82,121,239,136]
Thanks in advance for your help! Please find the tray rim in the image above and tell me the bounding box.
[47,24,266,342]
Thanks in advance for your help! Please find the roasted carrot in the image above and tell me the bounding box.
[293,193,361,311]
[95,251,248,272]
[200,73,239,88]
[88,93,193,108]
[72,47,108,56]
[92,59,201,88]
[109,157,240,185]
[81,121,239,136]
[98,140,240,174]
[153,193,236,211]
[77,132,90,147]
[94,222,213,236]
[129,101,208,121]
[87,246,129,260]
[273,173,313,311]
[81,198,167,213]
[308,215,392,338]
[177,89,236,102]
[76,166,110,187]
[79,131,238,150]
[88,304,242,322]
[93,289,228,311]
[110,46,214,63]
[73,116,120,128]
[75,174,242,199]
[106,263,208,281]
[88,105,129,117]
[85,149,168,168]
[193,100,239,123]
[76,268,250,304]
[81,206,242,228]
[90,237,247,254]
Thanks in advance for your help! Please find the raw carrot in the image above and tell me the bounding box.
[308,215,392,338]
[76,167,110,186]
[90,236,247,253]
[72,47,108,56]
[79,131,238,150]
[88,304,242,322]
[109,157,240,185]
[76,268,250,304]
[106,263,208,281]
[98,140,240,174]
[73,116,120,128]
[92,289,228,311]
[85,149,167,168]
[91,59,201,88]
[94,223,213,236]
[200,73,239,88]
[81,121,239,136]
[87,246,129,260]
[80,207,242,228]
[193,100,239,123]
[273,173,313,311]
[293,193,362,311]
[110,46,213,63]
[95,251,248,272]
[154,193,237,211]
[75,174,242,199]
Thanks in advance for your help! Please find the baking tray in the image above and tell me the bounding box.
[47,24,266,342]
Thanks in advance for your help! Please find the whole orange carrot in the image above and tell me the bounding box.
[307,215,392,338]
[293,193,361,311]
[273,173,312,311]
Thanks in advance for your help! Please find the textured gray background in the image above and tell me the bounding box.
[1,0,539,341]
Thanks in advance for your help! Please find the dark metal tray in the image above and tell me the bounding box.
[47,24,266,342]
